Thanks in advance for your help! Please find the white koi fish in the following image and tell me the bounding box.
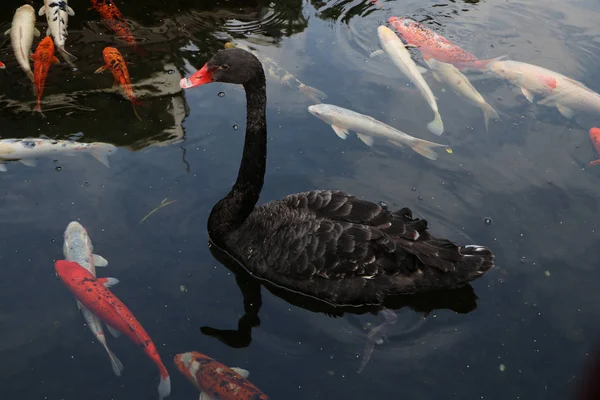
[63,221,123,376]
[224,41,327,103]
[0,138,116,171]
[425,57,499,131]
[377,25,444,135]
[488,59,600,119]
[308,103,450,160]
[4,5,40,82]
[39,0,77,67]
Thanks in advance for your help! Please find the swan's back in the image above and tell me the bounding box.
[222,190,493,306]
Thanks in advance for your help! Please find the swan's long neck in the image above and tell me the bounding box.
[208,72,267,244]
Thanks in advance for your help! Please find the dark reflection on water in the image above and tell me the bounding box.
[0,0,599,399]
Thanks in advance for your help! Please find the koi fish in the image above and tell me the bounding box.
[224,41,327,103]
[0,138,116,171]
[308,104,450,160]
[377,25,444,135]
[0,62,5,69]
[357,309,398,373]
[424,57,499,131]
[30,36,59,115]
[95,47,143,120]
[589,128,600,167]
[174,352,269,400]
[55,260,171,400]
[388,16,501,70]
[5,5,40,82]
[488,60,600,119]
[63,221,123,376]
[39,0,77,67]
[89,0,138,48]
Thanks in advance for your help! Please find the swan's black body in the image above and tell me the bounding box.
[195,48,494,306]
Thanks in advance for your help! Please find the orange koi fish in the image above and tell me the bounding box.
[30,36,59,116]
[388,16,502,70]
[0,62,5,69]
[94,46,143,120]
[55,260,171,400]
[589,128,600,167]
[89,0,138,48]
[174,352,270,400]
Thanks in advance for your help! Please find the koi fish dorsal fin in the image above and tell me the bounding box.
[52,56,60,64]
[97,277,119,288]
[231,367,250,378]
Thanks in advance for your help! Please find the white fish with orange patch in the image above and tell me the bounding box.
[63,221,123,376]
[4,5,40,82]
[377,25,444,135]
[488,59,600,119]
[425,57,499,131]
[0,138,116,171]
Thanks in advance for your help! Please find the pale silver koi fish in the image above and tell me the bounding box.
[308,103,450,160]
[0,138,116,171]
[63,221,123,376]
[4,5,40,82]
[378,25,444,135]
[225,41,327,103]
[39,0,77,67]
[425,57,499,131]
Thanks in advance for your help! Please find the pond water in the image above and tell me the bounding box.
[1,0,600,399]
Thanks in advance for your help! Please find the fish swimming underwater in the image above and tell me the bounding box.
[63,221,123,376]
[377,25,444,135]
[55,260,171,400]
[357,309,398,373]
[218,41,327,103]
[0,138,116,171]
[95,47,143,121]
[0,62,5,69]
[488,59,600,119]
[5,5,40,82]
[588,128,600,167]
[89,0,138,48]
[388,16,501,70]
[424,57,499,131]
[39,0,77,67]
[174,352,269,400]
[308,103,450,160]
[31,36,59,115]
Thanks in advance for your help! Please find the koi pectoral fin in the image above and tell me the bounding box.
[105,323,122,338]
[94,66,108,74]
[199,392,216,400]
[93,254,108,267]
[230,367,250,378]
[38,6,46,16]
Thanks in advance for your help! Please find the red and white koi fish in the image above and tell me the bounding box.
[95,47,143,120]
[55,260,171,400]
[5,5,40,82]
[488,60,600,119]
[174,352,269,400]
[63,221,123,376]
[589,128,600,167]
[389,16,502,70]
[30,36,59,116]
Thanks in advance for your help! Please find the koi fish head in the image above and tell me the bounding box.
[180,48,262,89]
[63,221,90,255]
[55,260,89,283]
[174,352,205,390]
[102,47,123,64]
[38,36,55,53]
[389,16,416,29]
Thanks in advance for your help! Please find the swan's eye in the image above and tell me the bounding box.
[220,64,230,71]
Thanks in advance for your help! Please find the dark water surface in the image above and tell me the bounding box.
[1,0,600,399]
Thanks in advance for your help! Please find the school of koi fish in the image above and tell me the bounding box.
[1,0,600,399]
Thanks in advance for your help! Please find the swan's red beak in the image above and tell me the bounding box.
[180,64,213,89]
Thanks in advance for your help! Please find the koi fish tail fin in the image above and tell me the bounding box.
[588,159,600,167]
[26,70,34,82]
[157,371,171,400]
[426,111,444,136]
[58,47,78,69]
[481,102,499,132]
[91,143,118,168]
[298,83,328,103]
[408,137,449,160]
[472,55,508,71]
[33,101,46,118]
[131,100,146,121]
[104,347,124,376]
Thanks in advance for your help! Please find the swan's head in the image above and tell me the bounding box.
[180,48,262,89]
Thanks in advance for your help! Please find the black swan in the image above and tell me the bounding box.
[180,48,494,306]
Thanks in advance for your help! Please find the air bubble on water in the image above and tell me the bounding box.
[233,124,239,130]
[411,187,417,191]
[418,196,423,200]
[217,92,225,97]
[55,166,62,171]
[51,239,56,243]
[167,69,175,75]
[379,201,388,208]
[53,160,58,163]
[84,182,89,186]
[484,217,492,225]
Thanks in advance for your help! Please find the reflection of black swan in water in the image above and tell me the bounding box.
[181,48,494,306]
[201,243,479,349]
